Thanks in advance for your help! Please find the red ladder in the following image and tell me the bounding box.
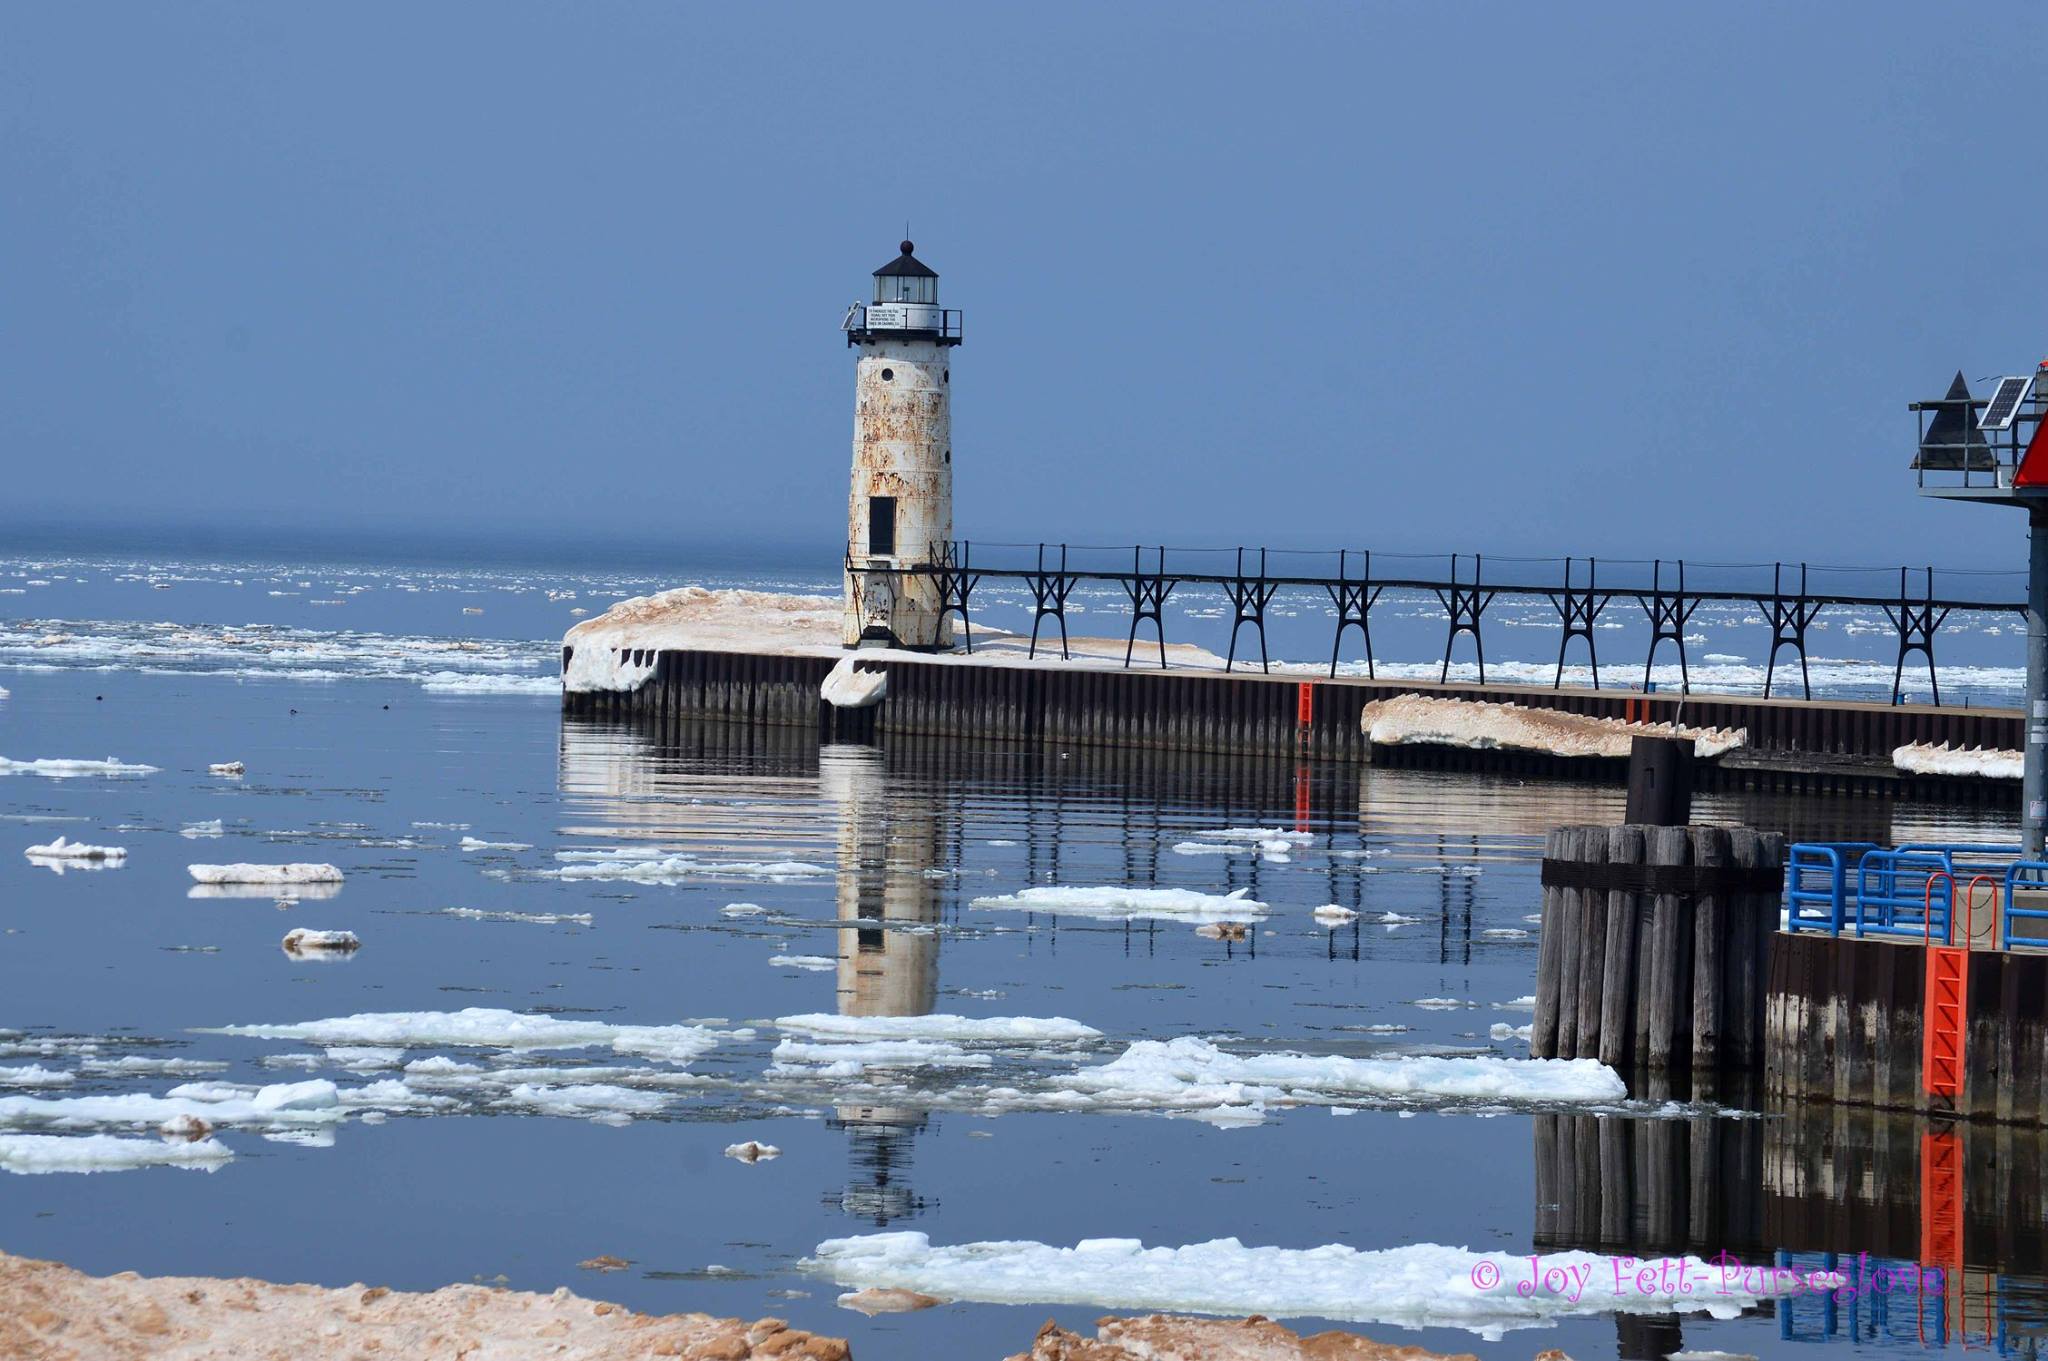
[1919,1127,1965,1346]
[1922,873,1996,1099]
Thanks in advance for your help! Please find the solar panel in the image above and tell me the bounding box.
[1981,375,2034,430]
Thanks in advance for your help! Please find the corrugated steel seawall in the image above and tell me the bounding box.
[560,649,2022,799]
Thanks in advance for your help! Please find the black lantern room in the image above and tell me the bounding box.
[873,240,938,306]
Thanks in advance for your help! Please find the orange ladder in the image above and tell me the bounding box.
[1922,873,1997,1099]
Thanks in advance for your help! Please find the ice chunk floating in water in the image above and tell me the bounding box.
[0,756,158,778]
[199,1007,722,1063]
[0,1065,75,1089]
[188,863,343,885]
[0,1079,344,1134]
[1057,1038,1624,1115]
[24,837,127,864]
[777,1013,1101,1044]
[281,929,360,956]
[971,886,1267,922]
[0,1133,234,1175]
[806,1234,1798,1341]
[417,671,558,695]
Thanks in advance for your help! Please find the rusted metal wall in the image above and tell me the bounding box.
[843,340,953,647]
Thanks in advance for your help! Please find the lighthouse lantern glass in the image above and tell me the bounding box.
[875,274,936,306]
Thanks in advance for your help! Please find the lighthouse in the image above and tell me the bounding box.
[840,240,962,649]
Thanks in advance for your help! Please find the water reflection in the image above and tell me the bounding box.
[557,713,2036,1353]
[1534,1096,2048,1355]
[820,745,944,1225]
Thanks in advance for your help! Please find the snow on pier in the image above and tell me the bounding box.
[1360,694,1746,760]
[1893,741,2022,779]
[561,587,1226,695]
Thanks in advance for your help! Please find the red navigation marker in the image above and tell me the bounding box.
[2019,407,2048,487]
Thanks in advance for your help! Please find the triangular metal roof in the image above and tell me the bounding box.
[874,240,937,279]
[1913,370,1994,471]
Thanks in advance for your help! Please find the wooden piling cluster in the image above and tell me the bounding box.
[558,646,2020,797]
[1533,824,1784,1071]
[1766,931,2048,1122]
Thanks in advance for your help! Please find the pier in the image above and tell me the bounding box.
[561,644,2022,799]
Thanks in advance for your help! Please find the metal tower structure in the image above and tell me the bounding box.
[1913,363,2048,852]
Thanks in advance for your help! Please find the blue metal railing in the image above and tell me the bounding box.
[2003,860,2048,949]
[1786,843,1877,934]
[1786,842,2023,944]
[1774,1249,1967,1349]
[1856,850,1955,941]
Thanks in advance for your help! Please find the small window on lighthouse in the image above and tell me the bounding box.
[869,496,898,556]
[880,368,894,382]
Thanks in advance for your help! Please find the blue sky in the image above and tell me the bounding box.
[5,4,2046,567]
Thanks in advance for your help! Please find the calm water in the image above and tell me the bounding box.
[0,545,2041,1358]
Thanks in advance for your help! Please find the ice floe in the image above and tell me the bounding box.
[208,761,245,776]
[1054,1038,1624,1118]
[418,671,558,695]
[23,836,127,863]
[547,848,831,883]
[0,756,159,778]
[805,1233,1798,1341]
[0,1079,345,1134]
[971,886,1268,923]
[1311,905,1359,924]
[188,863,343,885]
[0,1132,234,1175]
[179,819,225,838]
[459,836,533,851]
[776,1014,1101,1044]
[281,928,360,956]
[725,1140,781,1162]
[0,1065,75,1089]
[769,955,837,972]
[771,1039,989,1075]
[200,1007,723,1063]
[498,1083,673,1123]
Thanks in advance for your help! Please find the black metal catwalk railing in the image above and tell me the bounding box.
[846,543,2029,705]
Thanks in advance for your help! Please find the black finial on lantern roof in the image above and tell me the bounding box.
[874,240,937,280]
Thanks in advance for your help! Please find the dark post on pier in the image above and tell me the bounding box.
[1623,735,1694,827]
[1533,823,1785,1072]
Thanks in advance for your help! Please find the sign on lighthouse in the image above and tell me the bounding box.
[841,240,963,649]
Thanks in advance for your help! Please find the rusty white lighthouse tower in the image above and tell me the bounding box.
[840,240,962,649]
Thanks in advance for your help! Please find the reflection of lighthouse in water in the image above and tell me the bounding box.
[818,746,944,1225]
